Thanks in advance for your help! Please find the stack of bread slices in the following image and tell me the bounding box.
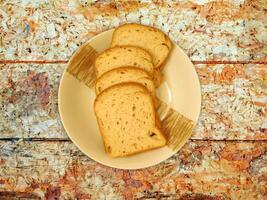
[94,23,172,157]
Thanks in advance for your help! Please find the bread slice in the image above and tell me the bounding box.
[95,67,155,96]
[94,46,154,78]
[111,23,172,69]
[94,83,166,157]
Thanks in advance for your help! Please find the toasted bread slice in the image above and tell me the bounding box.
[94,83,166,157]
[95,67,155,96]
[111,23,172,69]
[94,46,154,78]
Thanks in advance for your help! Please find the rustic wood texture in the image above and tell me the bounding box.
[0,0,266,61]
[0,63,266,140]
[0,140,266,199]
[0,0,267,199]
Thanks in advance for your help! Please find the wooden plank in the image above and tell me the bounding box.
[0,63,266,140]
[0,140,266,199]
[0,0,266,62]
[194,63,267,140]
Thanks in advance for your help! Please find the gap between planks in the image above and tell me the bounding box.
[0,60,267,65]
[0,138,266,143]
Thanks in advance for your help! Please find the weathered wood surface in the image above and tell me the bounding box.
[1,0,267,199]
[0,63,266,140]
[0,0,266,61]
[0,140,266,199]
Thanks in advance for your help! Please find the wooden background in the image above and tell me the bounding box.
[0,0,266,199]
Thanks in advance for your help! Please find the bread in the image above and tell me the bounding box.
[94,46,154,78]
[111,23,172,69]
[94,83,166,157]
[95,67,156,97]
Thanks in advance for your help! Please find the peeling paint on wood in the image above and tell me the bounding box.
[0,140,266,199]
[193,64,267,140]
[0,0,266,61]
[0,0,267,199]
[0,64,65,139]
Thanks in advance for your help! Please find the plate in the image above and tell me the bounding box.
[58,29,201,169]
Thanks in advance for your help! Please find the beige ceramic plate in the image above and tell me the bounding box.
[58,29,201,169]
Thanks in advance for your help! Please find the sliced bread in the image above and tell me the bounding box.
[94,46,154,78]
[94,83,166,157]
[111,23,172,69]
[95,67,155,97]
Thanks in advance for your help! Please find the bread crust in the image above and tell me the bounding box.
[95,66,159,107]
[95,66,152,92]
[96,66,152,83]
